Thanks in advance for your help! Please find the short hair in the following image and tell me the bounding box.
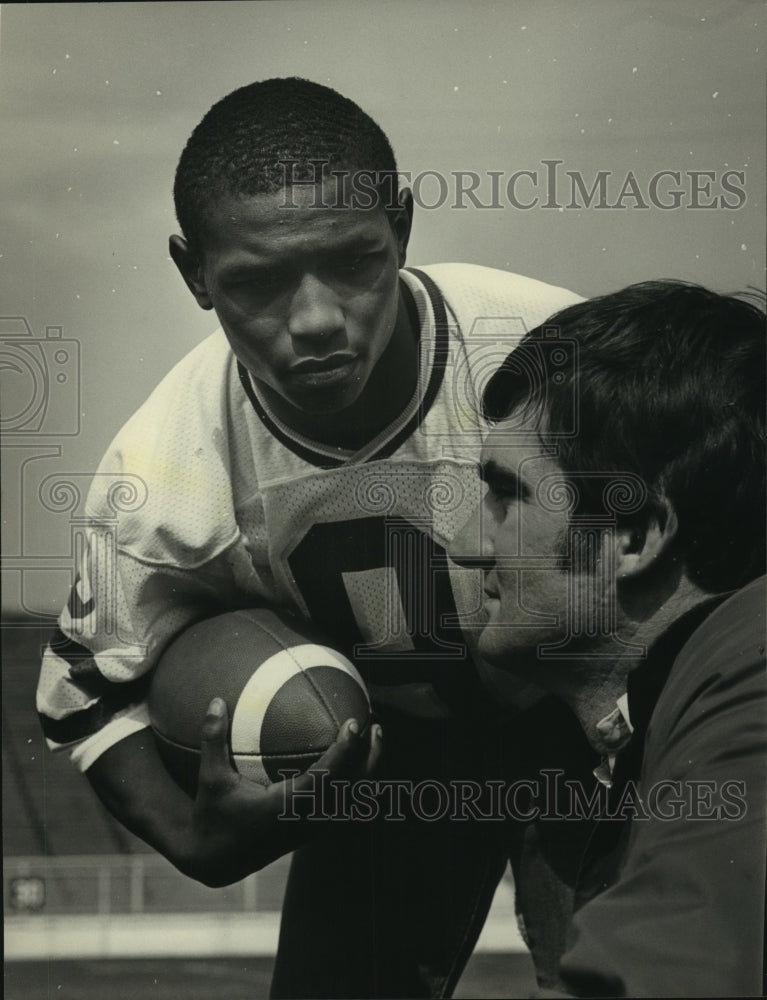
[483,281,766,593]
[173,77,399,254]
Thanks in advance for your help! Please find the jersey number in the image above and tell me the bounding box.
[289,516,465,660]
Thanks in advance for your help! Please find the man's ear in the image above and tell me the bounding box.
[169,235,214,310]
[390,188,413,268]
[614,497,679,579]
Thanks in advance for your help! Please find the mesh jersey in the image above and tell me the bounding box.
[37,263,581,770]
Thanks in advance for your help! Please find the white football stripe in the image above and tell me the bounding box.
[288,643,367,691]
[231,649,303,757]
[230,643,367,758]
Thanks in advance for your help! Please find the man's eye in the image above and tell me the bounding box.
[254,271,287,288]
[337,255,366,272]
[227,270,284,292]
[485,477,529,509]
[334,252,380,275]
[486,485,515,509]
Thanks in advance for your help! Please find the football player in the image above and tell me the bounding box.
[37,77,581,997]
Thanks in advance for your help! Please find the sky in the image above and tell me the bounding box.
[1,0,765,615]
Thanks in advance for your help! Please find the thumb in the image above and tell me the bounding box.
[307,717,365,780]
[197,697,237,794]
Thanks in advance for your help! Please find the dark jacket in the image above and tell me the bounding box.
[512,577,767,998]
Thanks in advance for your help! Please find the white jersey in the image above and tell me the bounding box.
[37,264,581,770]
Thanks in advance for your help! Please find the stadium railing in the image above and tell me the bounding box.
[4,853,291,959]
[5,853,524,960]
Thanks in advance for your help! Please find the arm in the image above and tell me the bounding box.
[37,518,380,886]
[87,700,381,887]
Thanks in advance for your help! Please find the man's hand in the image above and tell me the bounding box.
[188,697,382,885]
[87,698,382,887]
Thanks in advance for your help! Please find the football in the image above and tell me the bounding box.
[148,607,371,795]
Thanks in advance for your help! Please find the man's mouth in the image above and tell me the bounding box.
[290,353,357,374]
[289,354,359,386]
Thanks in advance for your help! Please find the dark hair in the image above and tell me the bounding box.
[483,281,766,592]
[173,77,399,254]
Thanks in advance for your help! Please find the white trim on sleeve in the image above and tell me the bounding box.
[69,703,152,773]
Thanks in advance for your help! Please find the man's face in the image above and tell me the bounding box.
[191,183,409,415]
[462,416,609,672]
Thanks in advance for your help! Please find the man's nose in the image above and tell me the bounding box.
[449,498,495,570]
[287,274,345,344]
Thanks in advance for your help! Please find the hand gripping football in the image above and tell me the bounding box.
[149,607,371,794]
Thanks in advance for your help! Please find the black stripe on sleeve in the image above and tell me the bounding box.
[48,627,125,700]
[42,629,153,746]
[39,671,152,747]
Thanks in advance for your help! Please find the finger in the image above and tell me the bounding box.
[279,723,355,824]
[307,717,365,780]
[364,723,383,776]
[279,719,375,821]
[197,697,238,794]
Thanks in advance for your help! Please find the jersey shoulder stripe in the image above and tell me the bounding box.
[363,267,450,463]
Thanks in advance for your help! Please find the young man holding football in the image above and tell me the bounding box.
[37,77,581,997]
